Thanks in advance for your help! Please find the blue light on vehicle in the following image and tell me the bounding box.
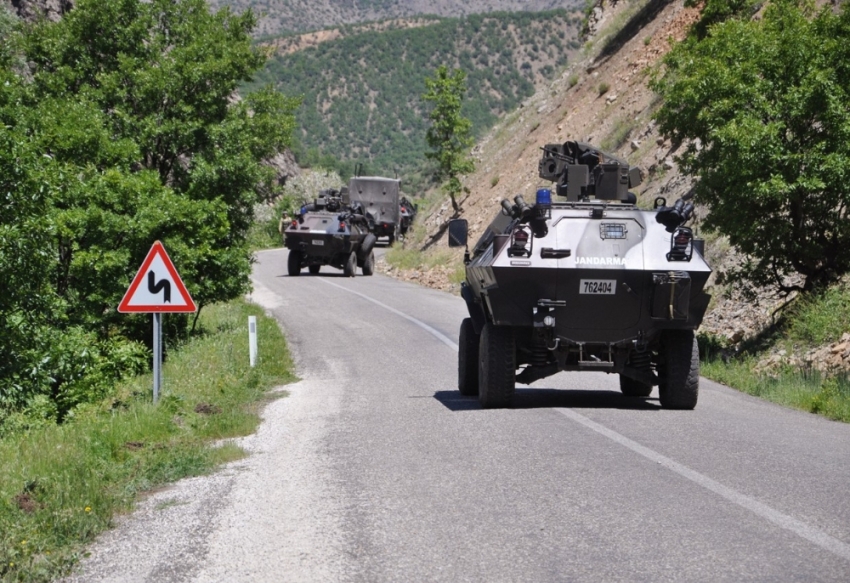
[536,188,552,207]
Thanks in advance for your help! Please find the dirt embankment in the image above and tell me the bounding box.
[379,0,795,348]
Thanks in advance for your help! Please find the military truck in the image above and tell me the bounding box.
[448,140,711,409]
[284,188,377,277]
[348,175,402,244]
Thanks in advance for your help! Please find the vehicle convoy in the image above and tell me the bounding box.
[285,188,377,277]
[347,174,404,244]
[449,140,712,409]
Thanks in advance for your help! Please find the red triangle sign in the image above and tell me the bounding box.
[118,241,197,313]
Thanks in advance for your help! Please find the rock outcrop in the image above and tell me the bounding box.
[5,0,73,22]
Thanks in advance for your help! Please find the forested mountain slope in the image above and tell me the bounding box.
[248,10,583,185]
[211,0,580,37]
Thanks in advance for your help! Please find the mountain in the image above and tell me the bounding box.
[248,10,583,185]
[209,0,581,37]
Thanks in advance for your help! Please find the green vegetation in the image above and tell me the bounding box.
[0,0,296,431]
[700,282,850,422]
[653,0,850,294]
[0,299,296,581]
[701,360,850,423]
[785,286,850,345]
[248,10,580,186]
[423,66,475,214]
[597,82,610,95]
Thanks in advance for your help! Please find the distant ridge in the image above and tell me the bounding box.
[209,0,581,37]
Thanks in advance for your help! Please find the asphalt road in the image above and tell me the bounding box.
[65,247,850,582]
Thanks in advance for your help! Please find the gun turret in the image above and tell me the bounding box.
[539,140,642,202]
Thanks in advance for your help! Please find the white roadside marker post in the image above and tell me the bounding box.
[249,316,258,367]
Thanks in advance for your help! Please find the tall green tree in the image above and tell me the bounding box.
[652,0,850,293]
[0,0,298,421]
[423,65,476,214]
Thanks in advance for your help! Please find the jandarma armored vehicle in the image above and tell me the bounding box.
[285,188,377,277]
[348,174,403,244]
[448,140,712,409]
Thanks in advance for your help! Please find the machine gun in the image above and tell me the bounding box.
[654,195,698,261]
[538,140,642,202]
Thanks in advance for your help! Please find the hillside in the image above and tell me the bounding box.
[210,0,580,37]
[383,0,786,343]
[249,10,584,186]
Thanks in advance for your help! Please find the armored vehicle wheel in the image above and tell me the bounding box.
[287,250,302,276]
[658,330,699,409]
[458,318,479,396]
[619,375,653,397]
[478,322,515,408]
[362,250,375,276]
[308,264,320,275]
[343,251,357,277]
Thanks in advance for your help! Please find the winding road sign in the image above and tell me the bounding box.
[118,241,197,313]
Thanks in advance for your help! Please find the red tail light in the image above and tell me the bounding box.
[338,221,346,232]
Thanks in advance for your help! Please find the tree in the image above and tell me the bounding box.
[423,65,475,214]
[652,0,850,294]
[0,0,298,421]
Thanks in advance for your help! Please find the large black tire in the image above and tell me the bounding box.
[619,375,653,397]
[458,318,479,396]
[287,250,302,276]
[343,251,357,277]
[362,251,375,276]
[478,322,516,408]
[658,330,699,409]
[308,264,321,275]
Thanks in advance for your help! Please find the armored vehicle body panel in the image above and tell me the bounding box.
[451,140,711,409]
[284,190,376,277]
[348,176,402,243]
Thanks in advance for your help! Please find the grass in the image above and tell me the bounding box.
[0,299,296,582]
[599,115,638,152]
[699,282,850,423]
[701,357,850,423]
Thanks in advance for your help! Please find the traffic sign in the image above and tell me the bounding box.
[118,241,197,313]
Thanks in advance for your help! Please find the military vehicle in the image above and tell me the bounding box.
[448,140,711,409]
[285,188,377,277]
[348,174,402,244]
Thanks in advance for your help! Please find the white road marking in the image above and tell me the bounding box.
[556,407,850,563]
[316,278,458,350]
[319,274,850,564]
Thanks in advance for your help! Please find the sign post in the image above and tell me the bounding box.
[118,241,197,403]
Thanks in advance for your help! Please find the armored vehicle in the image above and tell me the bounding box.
[348,175,402,244]
[285,188,377,277]
[448,140,711,409]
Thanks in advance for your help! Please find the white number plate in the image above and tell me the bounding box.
[311,239,325,246]
[580,279,616,295]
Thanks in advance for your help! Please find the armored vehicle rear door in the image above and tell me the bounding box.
[349,177,401,225]
[553,212,646,331]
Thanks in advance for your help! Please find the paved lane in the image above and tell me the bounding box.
[65,247,850,582]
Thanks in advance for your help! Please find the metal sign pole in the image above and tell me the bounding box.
[153,313,162,403]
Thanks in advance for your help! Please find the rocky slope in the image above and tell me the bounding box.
[379,0,798,349]
[4,0,73,21]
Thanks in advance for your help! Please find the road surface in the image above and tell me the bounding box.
[64,247,850,582]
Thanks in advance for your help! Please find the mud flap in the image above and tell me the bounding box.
[461,282,487,335]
